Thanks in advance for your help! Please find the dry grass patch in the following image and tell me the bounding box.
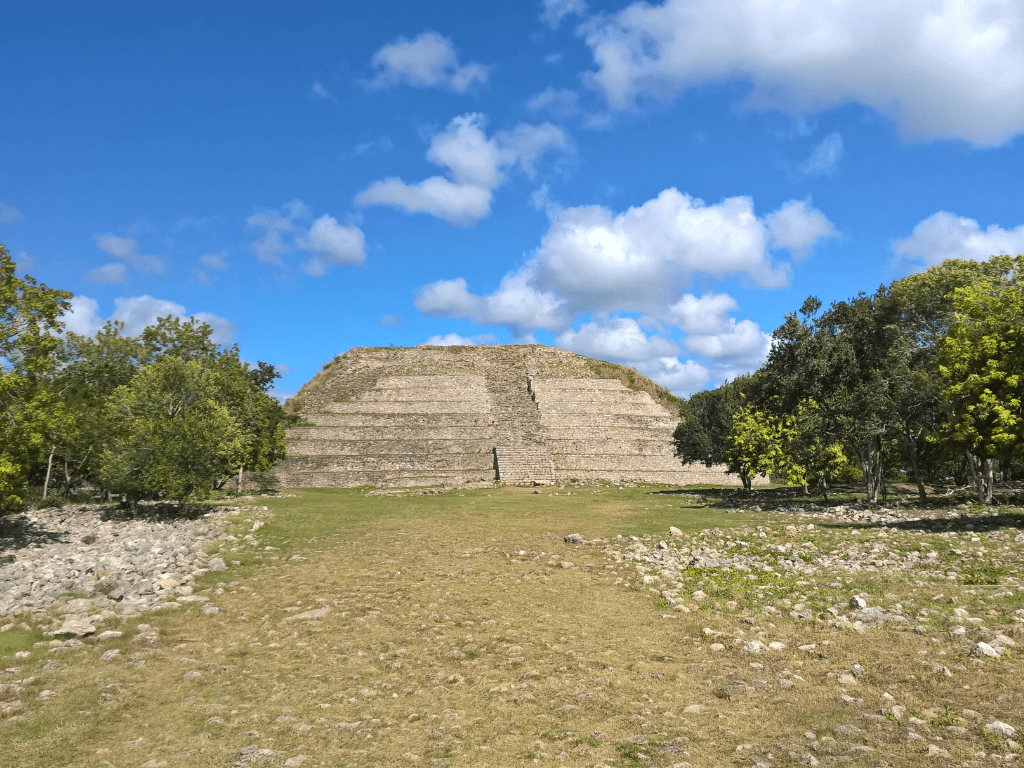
[1,486,1022,768]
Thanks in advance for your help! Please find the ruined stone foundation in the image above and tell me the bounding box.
[278,345,754,490]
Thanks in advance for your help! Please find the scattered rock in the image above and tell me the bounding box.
[985,721,1017,738]
[973,642,1000,658]
[563,533,584,544]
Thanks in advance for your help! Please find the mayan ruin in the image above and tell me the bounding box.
[278,344,742,490]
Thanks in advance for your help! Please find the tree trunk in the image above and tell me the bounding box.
[740,471,752,492]
[907,433,927,501]
[982,457,995,504]
[855,442,880,504]
[965,450,993,503]
[42,446,55,500]
[238,465,244,494]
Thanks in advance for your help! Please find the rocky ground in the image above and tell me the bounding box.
[0,487,1022,767]
[0,501,274,634]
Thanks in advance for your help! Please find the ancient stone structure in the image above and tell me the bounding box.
[279,345,754,490]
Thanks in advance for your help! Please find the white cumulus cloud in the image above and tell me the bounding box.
[367,31,488,93]
[765,199,838,257]
[422,333,478,346]
[416,274,570,337]
[62,295,237,345]
[356,113,569,227]
[416,189,834,329]
[582,0,1024,146]
[635,356,711,396]
[300,214,367,276]
[247,201,366,275]
[664,293,737,335]
[555,316,679,361]
[684,318,772,366]
[894,211,1024,268]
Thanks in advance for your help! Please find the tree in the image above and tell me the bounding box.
[725,405,800,491]
[0,245,72,511]
[98,357,244,504]
[936,255,1024,503]
[51,315,288,498]
[674,376,752,469]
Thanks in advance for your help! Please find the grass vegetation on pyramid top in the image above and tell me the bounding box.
[583,356,682,412]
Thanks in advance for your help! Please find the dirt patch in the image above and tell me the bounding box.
[1,486,1021,767]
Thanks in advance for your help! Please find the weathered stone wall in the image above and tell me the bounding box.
[278,345,759,489]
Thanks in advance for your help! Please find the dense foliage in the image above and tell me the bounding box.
[675,255,1024,503]
[0,244,290,511]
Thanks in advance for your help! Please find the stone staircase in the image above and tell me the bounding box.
[493,446,555,485]
[485,358,554,485]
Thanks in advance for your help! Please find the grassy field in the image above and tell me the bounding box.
[1,485,1022,768]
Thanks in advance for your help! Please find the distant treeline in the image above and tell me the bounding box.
[674,254,1024,504]
[0,244,291,512]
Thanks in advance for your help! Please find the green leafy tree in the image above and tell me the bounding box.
[674,376,752,468]
[936,254,1024,503]
[725,405,802,491]
[760,295,897,503]
[98,357,244,504]
[0,245,72,511]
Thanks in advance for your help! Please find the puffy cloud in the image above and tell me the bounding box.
[541,0,587,28]
[247,201,366,275]
[94,234,166,275]
[415,274,570,336]
[417,189,833,330]
[63,294,237,345]
[894,211,1024,268]
[635,356,711,396]
[200,252,228,270]
[684,318,772,366]
[367,31,488,93]
[765,199,838,257]
[0,203,24,223]
[664,292,737,335]
[800,132,844,176]
[582,0,1024,146]
[357,177,493,228]
[356,113,569,227]
[532,190,832,312]
[300,215,366,276]
[86,262,128,285]
[62,295,104,336]
[423,333,478,346]
[555,316,679,361]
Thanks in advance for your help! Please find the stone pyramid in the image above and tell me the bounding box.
[277,345,741,490]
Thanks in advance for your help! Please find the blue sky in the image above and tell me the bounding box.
[3,0,1024,400]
